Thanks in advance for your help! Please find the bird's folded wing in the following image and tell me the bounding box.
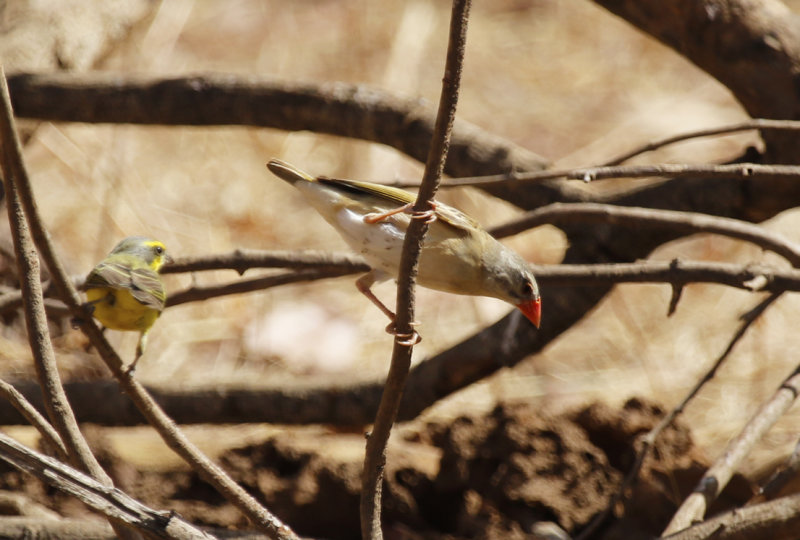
[319,177,482,233]
[85,261,166,310]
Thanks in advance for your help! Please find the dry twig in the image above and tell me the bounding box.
[391,162,800,189]
[0,378,66,459]
[601,119,800,166]
[0,67,137,539]
[753,437,800,503]
[577,293,781,540]
[0,71,298,540]
[664,356,800,534]
[360,1,471,537]
[0,431,214,539]
[490,202,800,266]
[661,492,800,540]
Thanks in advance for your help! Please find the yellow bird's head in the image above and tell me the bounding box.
[109,236,172,271]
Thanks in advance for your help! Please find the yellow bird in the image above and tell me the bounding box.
[83,236,171,370]
[266,159,541,338]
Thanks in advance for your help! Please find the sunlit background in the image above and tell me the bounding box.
[3,0,800,478]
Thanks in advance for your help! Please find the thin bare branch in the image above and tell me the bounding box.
[602,119,800,166]
[661,493,800,540]
[664,360,800,534]
[361,2,471,538]
[489,202,800,267]
[578,293,780,540]
[391,162,800,189]
[167,267,362,307]
[163,249,368,275]
[0,378,66,459]
[0,431,215,539]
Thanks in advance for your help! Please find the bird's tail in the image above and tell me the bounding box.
[267,159,316,185]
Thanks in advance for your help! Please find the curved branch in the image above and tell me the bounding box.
[5,71,549,180]
[592,0,800,163]
[489,202,800,267]
[601,118,800,166]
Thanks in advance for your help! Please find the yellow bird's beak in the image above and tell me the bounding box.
[517,297,541,328]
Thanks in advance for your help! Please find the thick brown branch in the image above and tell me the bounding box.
[5,261,800,428]
[6,71,549,179]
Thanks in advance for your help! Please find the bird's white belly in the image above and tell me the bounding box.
[335,208,406,273]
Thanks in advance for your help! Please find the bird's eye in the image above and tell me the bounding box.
[521,279,533,297]
[154,245,164,255]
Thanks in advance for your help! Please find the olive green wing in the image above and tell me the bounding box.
[318,177,416,205]
[318,177,482,232]
[85,259,166,310]
[128,267,167,310]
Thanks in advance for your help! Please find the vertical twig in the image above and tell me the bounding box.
[359,1,472,538]
[0,66,138,540]
[0,69,298,539]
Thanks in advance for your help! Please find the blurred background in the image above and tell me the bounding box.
[2,0,799,478]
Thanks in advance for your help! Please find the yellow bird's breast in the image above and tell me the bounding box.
[85,287,160,332]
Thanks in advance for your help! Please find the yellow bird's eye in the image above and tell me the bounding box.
[154,245,164,255]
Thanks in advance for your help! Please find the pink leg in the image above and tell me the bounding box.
[363,203,413,224]
[356,272,396,320]
[355,272,421,346]
[363,201,438,224]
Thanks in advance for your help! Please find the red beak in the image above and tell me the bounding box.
[517,298,541,328]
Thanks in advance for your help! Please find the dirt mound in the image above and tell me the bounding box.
[0,398,755,538]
